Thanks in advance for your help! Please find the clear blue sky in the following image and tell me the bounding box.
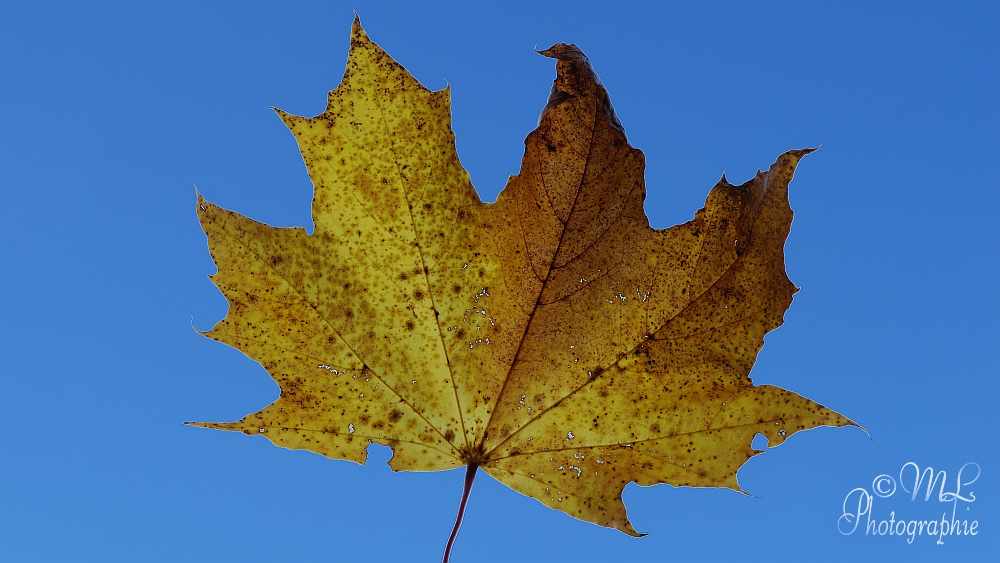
[1,1,996,561]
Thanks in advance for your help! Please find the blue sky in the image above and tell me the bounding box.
[1,1,996,561]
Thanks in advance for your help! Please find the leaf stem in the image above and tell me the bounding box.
[442,463,478,563]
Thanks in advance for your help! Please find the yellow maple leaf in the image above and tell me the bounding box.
[191,17,855,557]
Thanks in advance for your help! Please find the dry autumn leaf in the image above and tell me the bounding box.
[191,17,855,560]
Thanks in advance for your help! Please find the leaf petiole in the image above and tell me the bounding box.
[442,463,478,563]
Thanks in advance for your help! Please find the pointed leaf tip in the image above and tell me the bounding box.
[535,42,623,132]
[537,42,585,60]
[187,421,239,431]
[351,14,368,41]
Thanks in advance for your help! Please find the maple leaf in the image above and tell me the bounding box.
[191,17,856,558]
